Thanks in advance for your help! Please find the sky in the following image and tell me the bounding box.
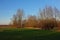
[0,0,60,25]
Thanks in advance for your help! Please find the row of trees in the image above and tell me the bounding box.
[11,6,60,30]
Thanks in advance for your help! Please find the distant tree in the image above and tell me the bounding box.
[40,6,54,19]
[16,9,24,28]
[41,19,57,30]
[22,19,27,28]
[25,15,37,28]
[12,9,24,28]
[39,6,58,30]
[12,14,17,27]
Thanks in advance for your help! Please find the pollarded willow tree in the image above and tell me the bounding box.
[12,9,24,28]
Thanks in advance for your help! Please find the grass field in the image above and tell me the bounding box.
[0,28,60,40]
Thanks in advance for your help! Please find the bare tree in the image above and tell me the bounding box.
[12,9,24,28]
[39,6,58,30]
[24,15,37,28]
[16,9,24,28]
[40,6,54,19]
[12,14,17,27]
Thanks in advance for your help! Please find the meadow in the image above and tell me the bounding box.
[0,28,60,40]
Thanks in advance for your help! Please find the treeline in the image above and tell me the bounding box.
[10,6,60,30]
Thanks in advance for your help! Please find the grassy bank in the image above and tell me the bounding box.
[0,28,60,40]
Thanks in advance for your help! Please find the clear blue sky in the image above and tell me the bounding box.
[0,0,60,25]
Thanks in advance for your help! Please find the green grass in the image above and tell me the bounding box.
[0,28,60,40]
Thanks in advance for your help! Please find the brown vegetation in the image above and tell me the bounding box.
[10,6,60,30]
